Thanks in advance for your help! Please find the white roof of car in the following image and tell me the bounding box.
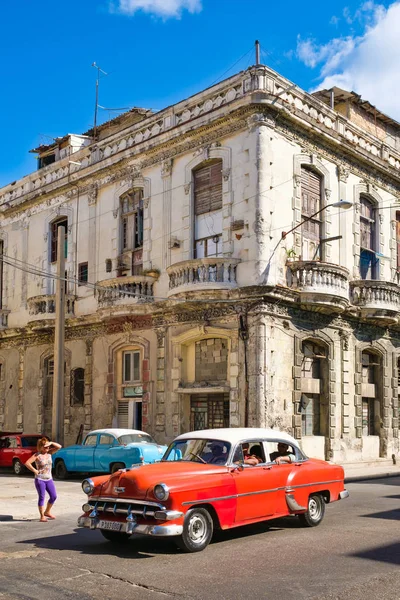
[87,429,150,437]
[175,428,298,447]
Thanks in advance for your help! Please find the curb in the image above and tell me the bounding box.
[345,471,400,483]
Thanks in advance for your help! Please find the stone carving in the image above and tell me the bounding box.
[161,160,173,178]
[184,183,191,195]
[87,184,98,206]
[222,168,231,181]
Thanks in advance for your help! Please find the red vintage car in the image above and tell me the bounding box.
[78,428,349,552]
[0,433,42,475]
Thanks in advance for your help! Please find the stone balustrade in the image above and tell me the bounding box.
[350,280,400,324]
[96,275,154,307]
[167,258,240,296]
[27,295,76,319]
[288,261,350,313]
[3,66,400,210]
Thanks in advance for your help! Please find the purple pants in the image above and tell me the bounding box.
[34,478,57,507]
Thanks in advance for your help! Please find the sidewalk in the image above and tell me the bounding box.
[343,461,400,483]
[0,475,85,521]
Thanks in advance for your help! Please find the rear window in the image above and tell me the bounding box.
[21,437,41,448]
[118,433,156,445]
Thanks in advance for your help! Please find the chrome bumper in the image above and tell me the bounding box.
[339,489,349,500]
[77,515,183,537]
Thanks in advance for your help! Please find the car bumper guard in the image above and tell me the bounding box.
[77,515,183,537]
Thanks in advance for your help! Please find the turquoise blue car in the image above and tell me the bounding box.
[52,428,167,479]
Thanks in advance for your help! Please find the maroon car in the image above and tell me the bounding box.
[0,433,43,475]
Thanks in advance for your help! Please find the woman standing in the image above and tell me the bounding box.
[25,437,62,522]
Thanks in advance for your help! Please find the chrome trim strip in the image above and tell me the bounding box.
[339,489,349,499]
[181,479,344,506]
[89,496,164,509]
[288,479,343,490]
[77,516,182,537]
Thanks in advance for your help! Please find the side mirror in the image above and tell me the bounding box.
[231,462,244,472]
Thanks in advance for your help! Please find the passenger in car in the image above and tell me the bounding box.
[242,443,262,465]
[269,442,296,465]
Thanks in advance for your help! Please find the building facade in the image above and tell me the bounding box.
[0,66,399,464]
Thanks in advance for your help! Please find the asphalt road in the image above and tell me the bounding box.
[0,474,399,600]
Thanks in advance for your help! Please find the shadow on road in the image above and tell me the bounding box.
[351,540,400,566]
[361,508,400,521]
[16,518,295,557]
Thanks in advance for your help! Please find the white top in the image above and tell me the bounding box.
[87,428,149,438]
[175,428,299,448]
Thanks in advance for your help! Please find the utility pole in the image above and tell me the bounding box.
[52,225,65,445]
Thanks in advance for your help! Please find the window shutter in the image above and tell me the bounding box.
[194,161,223,215]
[117,401,129,428]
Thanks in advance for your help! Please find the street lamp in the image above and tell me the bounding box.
[281,200,353,239]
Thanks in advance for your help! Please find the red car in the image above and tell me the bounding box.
[78,427,349,552]
[0,433,43,475]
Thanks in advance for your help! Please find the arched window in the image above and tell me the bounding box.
[71,368,85,406]
[193,160,223,258]
[190,337,229,430]
[301,167,322,261]
[119,188,144,275]
[361,350,381,435]
[50,217,68,263]
[300,340,327,436]
[360,195,378,280]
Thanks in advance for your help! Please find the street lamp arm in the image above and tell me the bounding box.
[281,200,353,239]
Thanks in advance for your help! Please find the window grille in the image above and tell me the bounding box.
[190,393,229,430]
[71,368,85,406]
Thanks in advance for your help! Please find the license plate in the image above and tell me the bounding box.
[99,520,122,531]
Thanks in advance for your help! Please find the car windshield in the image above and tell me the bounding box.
[163,439,231,464]
[21,437,41,448]
[117,433,156,445]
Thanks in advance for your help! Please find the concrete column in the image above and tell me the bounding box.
[84,339,93,433]
[247,311,269,428]
[247,113,275,284]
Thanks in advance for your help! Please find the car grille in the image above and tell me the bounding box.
[87,497,164,517]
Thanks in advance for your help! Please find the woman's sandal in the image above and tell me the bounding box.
[39,517,48,522]
[44,514,56,520]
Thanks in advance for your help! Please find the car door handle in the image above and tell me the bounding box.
[263,465,273,470]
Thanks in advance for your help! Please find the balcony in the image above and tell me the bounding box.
[350,280,400,325]
[287,261,350,313]
[96,275,155,307]
[27,294,76,322]
[167,258,240,297]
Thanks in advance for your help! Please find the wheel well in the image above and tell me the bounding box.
[110,462,126,470]
[12,458,21,464]
[315,490,330,503]
[188,503,221,530]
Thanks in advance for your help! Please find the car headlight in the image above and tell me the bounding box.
[153,483,169,501]
[82,478,94,495]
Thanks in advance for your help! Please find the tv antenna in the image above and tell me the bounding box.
[92,62,108,141]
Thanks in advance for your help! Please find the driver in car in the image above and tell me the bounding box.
[208,443,228,464]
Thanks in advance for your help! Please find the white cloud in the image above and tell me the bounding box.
[297,1,400,120]
[114,0,202,18]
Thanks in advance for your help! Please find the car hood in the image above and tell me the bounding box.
[98,461,229,500]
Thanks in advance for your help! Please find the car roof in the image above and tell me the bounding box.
[174,428,298,447]
[86,429,150,437]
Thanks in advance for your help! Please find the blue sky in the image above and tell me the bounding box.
[0,0,397,187]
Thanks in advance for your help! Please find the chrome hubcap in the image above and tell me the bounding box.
[308,497,321,520]
[188,514,207,545]
[14,463,21,473]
